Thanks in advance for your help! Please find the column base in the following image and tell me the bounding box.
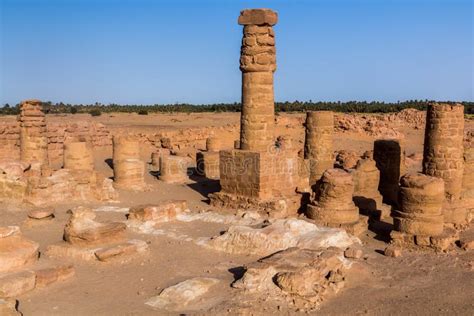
[390,227,459,252]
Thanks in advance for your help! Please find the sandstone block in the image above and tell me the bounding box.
[0,270,36,298]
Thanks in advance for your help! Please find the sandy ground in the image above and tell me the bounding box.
[1,112,473,315]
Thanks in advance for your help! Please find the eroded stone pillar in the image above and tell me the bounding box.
[304,111,334,185]
[112,136,146,190]
[393,172,444,236]
[63,142,94,171]
[239,9,277,152]
[19,100,48,166]
[159,155,189,184]
[306,169,366,235]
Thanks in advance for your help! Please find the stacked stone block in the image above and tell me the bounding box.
[304,111,334,186]
[19,100,48,166]
[462,137,474,215]
[307,169,366,235]
[373,139,405,206]
[422,103,466,225]
[63,141,94,171]
[112,136,146,190]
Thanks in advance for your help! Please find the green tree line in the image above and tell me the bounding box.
[1,100,473,116]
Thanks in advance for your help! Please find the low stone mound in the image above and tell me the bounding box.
[233,247,349,310]
[0,226,39,273]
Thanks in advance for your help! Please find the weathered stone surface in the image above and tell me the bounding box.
[145,277,220,311]
[351,158,385,217]
[0,227,39,273]
[0,270,36,298]
[34,265,75,287]
[199,219,357,256]
[64,207,126,246]
[238,9,278,26]
[233,247,348,308]
[128,200,188,222]
[344,247,363,259]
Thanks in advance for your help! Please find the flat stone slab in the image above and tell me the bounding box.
[0,298,20,315]
[46,239,148,262]
[34,265,75,287]
[128,200,188,222]
[238,9,278,26]
[145,277,220,311]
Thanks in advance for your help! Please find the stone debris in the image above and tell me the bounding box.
[47,207,148,262]
[344,247,363,259]
[307,169,367,236]
[384,246,402,258]
[27,208,55,220]
[64,207,126,246]
[232,247,349,310]
[0,270,36,298]
[145,277,220,311]
[199,218,358,256]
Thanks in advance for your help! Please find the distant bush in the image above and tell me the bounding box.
[89,109,101,116]
[70,107,78,114]
[138,110,148,115]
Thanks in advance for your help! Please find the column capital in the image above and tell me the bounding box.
[238,9,278,26]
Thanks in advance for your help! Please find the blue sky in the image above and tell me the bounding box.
[0,0,472,105]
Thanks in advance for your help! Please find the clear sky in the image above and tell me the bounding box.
[0,0,472,105]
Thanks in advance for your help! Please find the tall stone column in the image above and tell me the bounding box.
[304,111,334,185]
[423,103,464,201]
[422,103,466,225]
[238,9,278,151]
[19,100,48,165]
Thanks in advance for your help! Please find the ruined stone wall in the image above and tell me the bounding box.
[422,103,465,202]
[0,121,20,161]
